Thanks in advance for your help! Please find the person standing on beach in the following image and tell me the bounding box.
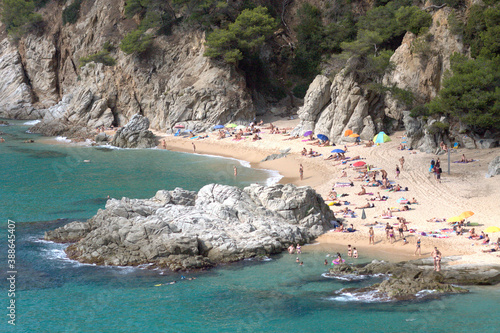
[234,166,237,176]
[400,156,405,170]
[385,223,391,240]
[431,247,442,271]
[192,142,196,153]
[415,237,422,256]
[299,164,304,180]
[434,164,442,183]
[395,165,400,179]
[369,227,375,245]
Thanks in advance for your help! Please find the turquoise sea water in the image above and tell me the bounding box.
[1,120,499,332]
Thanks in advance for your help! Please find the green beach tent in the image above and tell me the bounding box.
[373,132,391,144]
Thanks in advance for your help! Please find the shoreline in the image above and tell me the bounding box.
[153,118,500,268]
[18,117,500,267]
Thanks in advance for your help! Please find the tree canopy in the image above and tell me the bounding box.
[204,6,275,64]
[427,54,500,130]
[0,0,42,37]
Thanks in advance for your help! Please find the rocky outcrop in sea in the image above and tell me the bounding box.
[110,114,156,148]
[45,184,336,271]
[325,258,500,301]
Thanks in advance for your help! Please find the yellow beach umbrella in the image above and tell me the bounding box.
[349,133,360,138]
[459,211,474,219]
[484,226,500,233]
[447,216,462,223]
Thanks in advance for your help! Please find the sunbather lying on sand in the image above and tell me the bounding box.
[427,217,446,223]
[355,202,375,209]
[390,205,410,212]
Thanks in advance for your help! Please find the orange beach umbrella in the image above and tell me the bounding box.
[344,129,353,137]
[349,133,360,138]
[459,211,474,219]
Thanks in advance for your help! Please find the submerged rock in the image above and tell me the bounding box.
[45,184,336,271]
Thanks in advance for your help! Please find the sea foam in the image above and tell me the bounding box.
[23,119,42,125]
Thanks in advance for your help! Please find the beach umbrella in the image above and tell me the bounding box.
[484,226,500,233]
[317,134,329,141]
[331,149,345,153]
[235,125,246,130]
[174,124,185,129]
[349,133,360,138]
[303,130,313,137]
[361,208,366,219]
[447,216,462,223]
[344,129,353,137]
[226,123,237,128]
[213,125,224,129]
[373,131,391,144]
[353,161,366,167]
[459,211,474,219]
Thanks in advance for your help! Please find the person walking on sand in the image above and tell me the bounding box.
[414,237,422,256]
[369,227,375,245]
[234,166,237,176]
[299,164,304,180]
[192,142,196,153]
[399,156,405,170]
[431,247,442,271]
[395,165,400,179]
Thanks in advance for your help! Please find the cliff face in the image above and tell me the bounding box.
[291,7,494,150]
[0,0,253,137]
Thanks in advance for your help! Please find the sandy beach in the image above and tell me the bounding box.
[156,116,500,266]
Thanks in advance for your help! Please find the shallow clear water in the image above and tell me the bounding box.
[1,120,499,332]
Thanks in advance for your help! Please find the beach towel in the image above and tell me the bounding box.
[334,183,353,188]
[453,160,479,163]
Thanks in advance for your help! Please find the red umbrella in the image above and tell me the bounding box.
[353,161,366,167]
[174,124,185,129]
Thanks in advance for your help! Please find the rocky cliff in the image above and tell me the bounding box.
[0,0,254,138]
[0,2,497,148]
[291,6,498,150]
[45,183,336,271]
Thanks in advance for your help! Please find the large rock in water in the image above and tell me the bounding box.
[326,259,500,301]
[45,184,336,271]
[110,114,156,148]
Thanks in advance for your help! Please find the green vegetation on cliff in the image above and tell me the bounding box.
[426,55,500,130]
[62,0,82,25]
[421,2,500,131]
[0,0,42,39]
[204,6,276,64]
